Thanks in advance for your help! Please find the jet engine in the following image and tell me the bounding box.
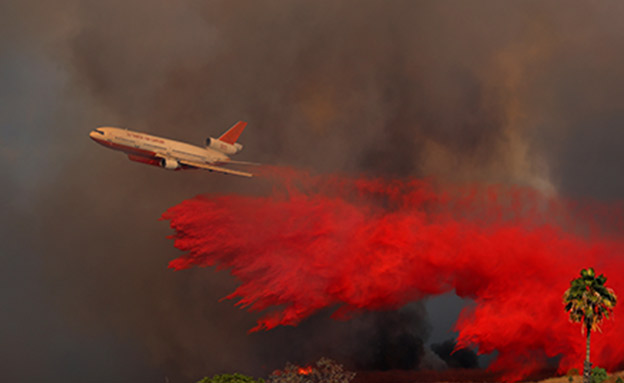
[206,137,243,155]
[160,157,181,170]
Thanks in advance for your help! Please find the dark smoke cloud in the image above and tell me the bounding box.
[69,0,553,181]
[245,304,432,373]
[432,339,479,370]
[357,307,428,371]
[2,0,624,381]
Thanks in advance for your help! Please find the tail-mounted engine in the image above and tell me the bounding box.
[206,137,243,155]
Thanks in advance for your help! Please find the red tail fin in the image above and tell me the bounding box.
[218,121,247,144]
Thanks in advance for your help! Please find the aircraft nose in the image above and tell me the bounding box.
[89,129,105,140]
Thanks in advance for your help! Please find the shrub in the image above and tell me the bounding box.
[568,368,580,376]
[268,357,355,383]
[591,367,608,383]
[196,373,264,383]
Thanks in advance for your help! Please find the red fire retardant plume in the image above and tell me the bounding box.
[162,167,624,381]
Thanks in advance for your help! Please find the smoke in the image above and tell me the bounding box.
[432,339,479,370]
[67,1,569,185]
[3,0,624,381]
[162,168,624,380]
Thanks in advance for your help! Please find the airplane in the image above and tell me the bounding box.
[89,121,255,177]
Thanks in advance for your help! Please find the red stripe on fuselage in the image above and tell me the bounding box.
[127,154,162,166]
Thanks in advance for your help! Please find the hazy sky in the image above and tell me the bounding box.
[2,1,624,382]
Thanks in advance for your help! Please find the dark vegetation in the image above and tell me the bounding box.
[196,358,354,383]
[563,268,617,383]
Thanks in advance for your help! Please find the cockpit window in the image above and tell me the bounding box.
[94,129,104,135]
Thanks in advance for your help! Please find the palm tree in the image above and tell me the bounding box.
[563,268,617,383]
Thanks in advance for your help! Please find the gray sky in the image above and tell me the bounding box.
[2,1,624,381]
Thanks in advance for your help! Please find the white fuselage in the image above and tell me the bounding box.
[89,127,230,168]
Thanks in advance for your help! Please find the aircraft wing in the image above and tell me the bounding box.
[179,159,253,177]
[224,159,261,166]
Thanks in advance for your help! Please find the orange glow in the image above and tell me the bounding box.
[297,366,314,375]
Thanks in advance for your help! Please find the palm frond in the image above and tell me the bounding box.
[563,268,617,334]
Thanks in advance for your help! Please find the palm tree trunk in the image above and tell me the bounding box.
[583,328,591,383]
